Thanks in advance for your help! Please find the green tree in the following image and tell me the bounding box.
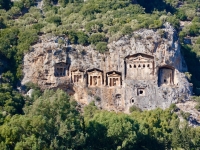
[88,33,106,45]
[2,71,14,84]
[85,111,139,149]
[0,28,19,59]
[0,18,5,29]
[58,0,70,7]
[176,9,187,21]
[0,83,24,115]
[167,15,180,29]
[0,0,11,10]
[189,23,200,36]
[196,37,200,44]
[67,30,78,44]
[96,42,107,53]
[13,1,24,10]
[171,119,182,149]
[77,31,89,45]
[8,6,21,18]
[85,21,103,33]
[46,15,61,26]
[17,29,38,54]
[0,89,85,149]
[122,25,133,35]
[149,20,163,29]
[20,0,35,8]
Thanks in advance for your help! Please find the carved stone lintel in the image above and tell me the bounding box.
[134,84,147,88]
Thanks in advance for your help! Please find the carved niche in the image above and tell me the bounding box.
[71,69,84,83]
[54,62,68,77]
[107,71,121,87]
[125,53,154,80]
[114,94,122,107]
[87,69,103,87]
[137,88,145,96]
[130,97,134,104]
[158,66,174,86]
[134,84,147,97]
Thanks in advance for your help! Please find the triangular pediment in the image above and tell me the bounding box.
[72,69,84,73]
[87,68,103,74]
[126,53,154,61]
[107,72,121,77]
[55,62,68,67]
[129,55,151,61]
[108,74,120,77]
[88,70,102,75]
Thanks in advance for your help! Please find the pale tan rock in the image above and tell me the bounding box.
[176,101,200,126]
[22,23,192,112]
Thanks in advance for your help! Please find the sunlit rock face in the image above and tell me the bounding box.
[22,23,192,112]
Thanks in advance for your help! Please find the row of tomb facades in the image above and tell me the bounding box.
[54,53,175,87]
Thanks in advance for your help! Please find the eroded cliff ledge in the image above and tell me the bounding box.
[22,23,192,112]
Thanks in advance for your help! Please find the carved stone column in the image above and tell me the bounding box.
[100,75,102,86]
[88,75,90,86]
[111,78,113,86]
[108,76,110,86]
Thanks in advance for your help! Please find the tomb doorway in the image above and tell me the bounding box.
[54,62,68,77]
[158,66,174,86]
[87,69,103,87]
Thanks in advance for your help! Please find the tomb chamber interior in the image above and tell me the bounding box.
[158,66,174,86]
[54,62,68,77]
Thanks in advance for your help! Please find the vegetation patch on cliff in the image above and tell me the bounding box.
[1,0,200,149]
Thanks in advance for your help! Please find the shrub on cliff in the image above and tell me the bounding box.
[129,105,142,113]
[89,33,106,44]
[122,25,133,35]
[46,15,61,26]
[77,31,89,45]
[189,23,200,36]
[96,42,108,53]
[196,37,200,44]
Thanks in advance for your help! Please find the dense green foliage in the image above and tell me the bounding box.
[0,0,11,10]
[0,90,85,149]
[1,93,200,150]
[83,102,200,150]
[1,0,200,149]
[0,83,24,115]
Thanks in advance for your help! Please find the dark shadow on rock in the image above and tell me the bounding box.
[181,44,200,95]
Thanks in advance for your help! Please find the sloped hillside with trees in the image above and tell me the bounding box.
[1,0,200,149]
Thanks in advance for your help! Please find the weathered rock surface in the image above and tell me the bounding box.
[22,23,192,112]
[176,101,200,127]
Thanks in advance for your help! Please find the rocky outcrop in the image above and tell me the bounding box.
[22,23,192,112]
[176,101,200,127]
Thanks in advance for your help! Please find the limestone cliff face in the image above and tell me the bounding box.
[22,23,192,112]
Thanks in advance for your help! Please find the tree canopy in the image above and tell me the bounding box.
[0,0,200,149]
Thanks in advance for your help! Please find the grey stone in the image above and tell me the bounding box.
[22,24,192,112]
